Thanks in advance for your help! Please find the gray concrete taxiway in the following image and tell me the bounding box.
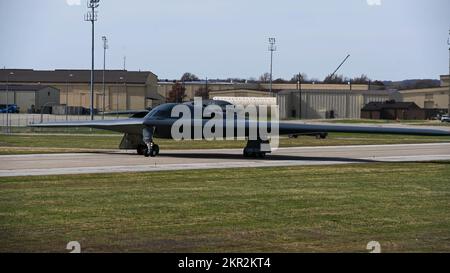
[1,143,450,177]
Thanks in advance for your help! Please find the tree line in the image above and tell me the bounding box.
[165,72,440,102]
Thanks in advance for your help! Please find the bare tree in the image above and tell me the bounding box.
[324,74,346,84]
[259,73,271,83]
[195,86,210,100]
[167,82,186,103]
[181,72,199,82]
[352,74,370,84]
[290,73,308,83]
[273,78,288,84]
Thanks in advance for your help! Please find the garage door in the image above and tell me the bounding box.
[0,91,16,105]
[15,91,35,113]
[128,88,145,110]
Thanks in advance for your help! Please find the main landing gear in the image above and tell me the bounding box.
[243,139,271,158]
[137,144,159,157]
[142,126,159,157]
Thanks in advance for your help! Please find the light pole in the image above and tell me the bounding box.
[297,73,302,119]
[447,29,450,115]
[84,0,100,120]
[5,72,14,134]
[268,38,277,96]
[117,76,124,119]
[205,77,208,99]
[102,36,108,119]
[66,73,73,121]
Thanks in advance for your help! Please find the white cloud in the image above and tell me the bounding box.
[366,0,382,6]
[66,0,81,6]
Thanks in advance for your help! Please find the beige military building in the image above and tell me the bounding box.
[157,81,247,100]
[2,68,448,119]
[0,69,161,112]
[209,89,274,98]
[396,75,449,110]
[157,81,371,101]
[0,84,60,113]
[259,83,370,91]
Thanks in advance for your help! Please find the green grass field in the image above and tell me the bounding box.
[1,162,449,252]
[1,132,450,155]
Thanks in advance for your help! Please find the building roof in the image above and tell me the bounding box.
[397,87,448,94]
[278,89,397,95]
[0,84,56,91]
[209,89,270,94]
[0,69,156,84]
[362,100,420,111]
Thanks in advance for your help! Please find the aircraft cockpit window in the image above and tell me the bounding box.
[144,103,177,119]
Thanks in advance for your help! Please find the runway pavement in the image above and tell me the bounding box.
[1,143,450,177]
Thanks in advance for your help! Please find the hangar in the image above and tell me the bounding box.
[2,68,447,120]
[276,89,396,119]
[0,84,60,113]
[0,69,160,112]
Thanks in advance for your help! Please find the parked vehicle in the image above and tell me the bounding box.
[0,104,20,113]
[441,115,450,123]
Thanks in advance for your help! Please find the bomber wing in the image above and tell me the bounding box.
[278,122,450,136]
[29,118,145,134]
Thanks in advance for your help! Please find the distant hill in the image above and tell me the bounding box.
[383,79,440,90]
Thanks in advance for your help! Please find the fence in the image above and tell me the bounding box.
[0,113,126,134]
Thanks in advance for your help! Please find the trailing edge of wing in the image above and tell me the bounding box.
[279,122,450,136]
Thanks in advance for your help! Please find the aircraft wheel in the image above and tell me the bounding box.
[153,144,160,156]
[137,145,146,155]
[148,146,156,157]
[144,148,150,157]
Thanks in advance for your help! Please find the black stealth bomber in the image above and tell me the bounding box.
[29,102,450,158]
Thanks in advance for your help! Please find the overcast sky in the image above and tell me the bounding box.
[0,0,449,81]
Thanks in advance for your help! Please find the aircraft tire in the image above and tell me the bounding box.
[137,145,146,155]
[153,144,160,156]
[144,148,150,157]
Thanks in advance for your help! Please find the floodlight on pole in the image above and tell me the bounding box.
[102,35,108,119]
[268,38,277,96]
[84,0,100,120]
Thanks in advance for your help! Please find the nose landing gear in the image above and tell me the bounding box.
[243,139,271,158]
[142,126,159,157]
[144,142,159,157]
